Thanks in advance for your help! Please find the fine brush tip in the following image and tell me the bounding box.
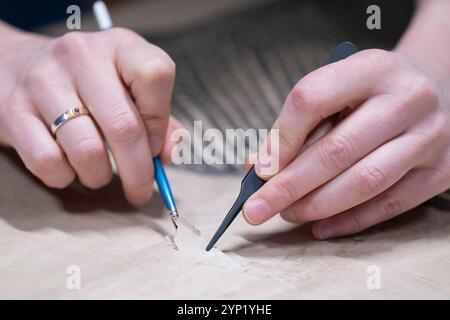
[170,209,179,229]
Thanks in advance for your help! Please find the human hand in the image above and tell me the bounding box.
[0,25,181,205]
[243,49,450,239]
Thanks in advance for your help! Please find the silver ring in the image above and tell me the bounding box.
[51,107,89,136]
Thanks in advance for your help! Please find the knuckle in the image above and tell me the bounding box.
[141,55,176,84]
[365,49,397,73]
[376,194,403,220]
[290,80,320,115]
[109,111,144,143]
[272,178,299,205]
[107,27,137,39]
[408,74,439,106]
[52,32,89,59]
[24,60,58,89]
[352,165,386,196]
[72,137,105,164]
[30,150,63,176]
[318,135,355,172]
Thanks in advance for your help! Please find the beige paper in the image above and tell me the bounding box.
[0,149,449,299]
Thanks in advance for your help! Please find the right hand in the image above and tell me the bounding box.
[0,25,181,205]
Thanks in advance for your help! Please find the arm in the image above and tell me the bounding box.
[396,0,450,86]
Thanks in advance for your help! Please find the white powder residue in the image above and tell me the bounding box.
[172,217,247,272]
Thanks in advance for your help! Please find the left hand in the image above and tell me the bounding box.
[243,49,450,239]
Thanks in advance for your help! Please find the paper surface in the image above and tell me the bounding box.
[171,217,247,272]
[0,149,449,299]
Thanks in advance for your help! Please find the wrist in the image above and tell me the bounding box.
[394,0,450,88]
[393,48,450,87]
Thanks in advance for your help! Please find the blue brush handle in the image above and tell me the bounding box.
[153,157,177,213]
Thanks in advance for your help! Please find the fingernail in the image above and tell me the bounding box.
[316,223,335,240]
[149,135,162,155]
[244,199,271,224]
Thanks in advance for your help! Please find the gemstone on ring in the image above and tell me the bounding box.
[51,107,90,136]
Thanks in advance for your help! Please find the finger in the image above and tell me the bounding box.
[311,167,450,239]
[76,58,153,205]
[159,116,184,164]
[56,115,112,189]
[255,49,399,178]
[34,86,112,190]
[245,153,258,172]
[298,116,338,153]
[245,93,425,223]
[280,133,430,224]
[246,116,337,173]
[114,28,175,155]
[6,110,75,188]
[21,48,112,190]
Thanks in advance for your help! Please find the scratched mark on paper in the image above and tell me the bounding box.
[171,217,247,272]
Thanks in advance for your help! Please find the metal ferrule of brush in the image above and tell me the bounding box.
[169,209,179,219]
[170,209,179,229]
